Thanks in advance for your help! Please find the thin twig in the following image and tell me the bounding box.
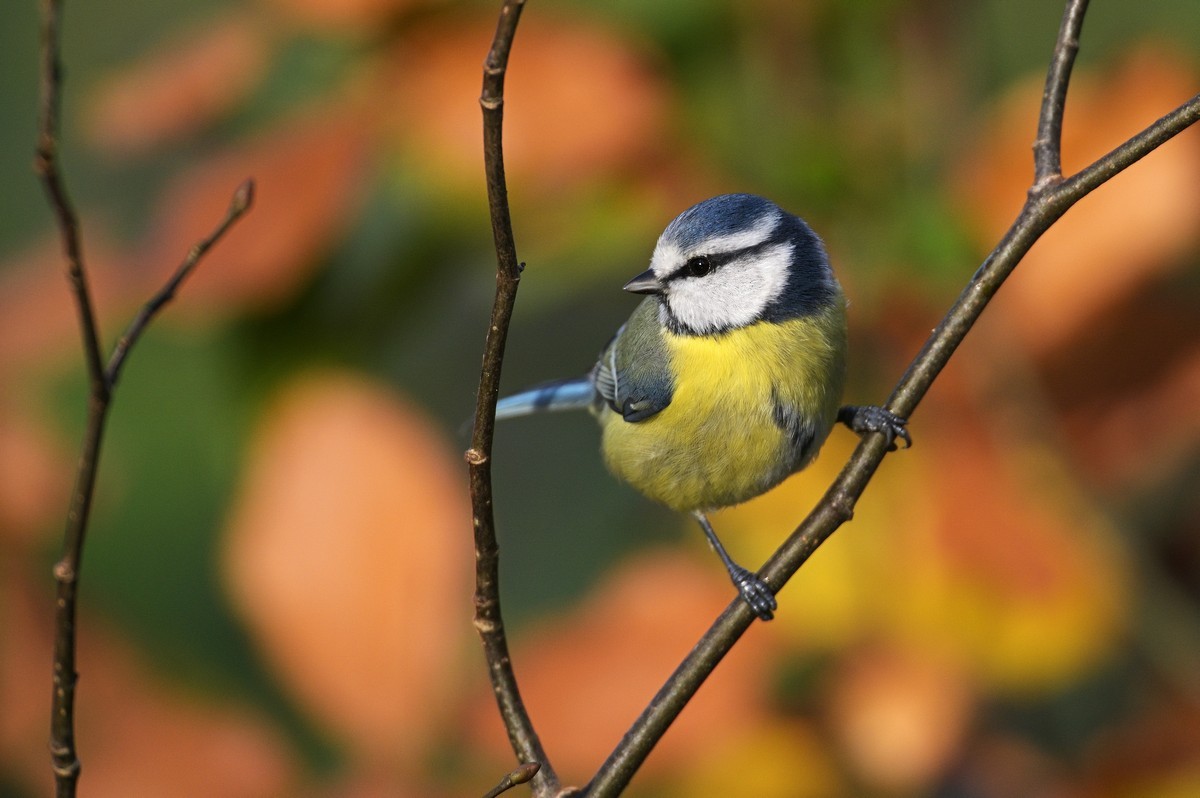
[1034,0,1090,186]
[1062,93,1200,197]
[482,763,542,798]
[469,1,560,796]
[35,0,106,400]
[107,179,255,386]
[585,8,1200,796]
[45,187,253,798]
[36,2,105,793]
[35,4,253,793]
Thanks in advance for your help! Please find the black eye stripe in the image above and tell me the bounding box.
[666,235,781,282]
[669,256,710,281]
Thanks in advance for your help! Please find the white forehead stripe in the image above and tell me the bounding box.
[662,241,794,334]
[693,210,781,257]
[648,210,781,277]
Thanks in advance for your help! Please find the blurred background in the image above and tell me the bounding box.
[1,0,1199,795]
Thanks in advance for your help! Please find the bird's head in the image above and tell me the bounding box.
[624,194,839,336]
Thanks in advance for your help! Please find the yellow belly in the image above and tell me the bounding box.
[599,309,845,512]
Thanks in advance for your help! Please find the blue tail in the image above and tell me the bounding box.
[496,377,595,420]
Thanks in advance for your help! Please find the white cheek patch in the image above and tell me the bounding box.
[666,242,793,334]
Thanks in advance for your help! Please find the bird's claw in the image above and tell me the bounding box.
[730,565,777,621]
[839,405,911,451]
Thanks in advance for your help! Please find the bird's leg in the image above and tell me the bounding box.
[692,511,777,621]
[838,405,911,451]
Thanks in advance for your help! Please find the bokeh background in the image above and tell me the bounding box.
[2,0,1199,795]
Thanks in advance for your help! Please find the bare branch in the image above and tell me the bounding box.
[36,4,253,794]
[586,5,1200,795]
[469,1,560,796]
[37,1,103,792]
[1034,0,1090,186]
[1060,91,1200,199]
[107,178,255,387]
[34,0,106,401]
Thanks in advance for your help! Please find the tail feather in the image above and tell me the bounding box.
[496,377,594,420]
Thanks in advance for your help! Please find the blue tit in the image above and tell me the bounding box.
[497,193,908,620]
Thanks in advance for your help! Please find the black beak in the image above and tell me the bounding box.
[623,268,664,295]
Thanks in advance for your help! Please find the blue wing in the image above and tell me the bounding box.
[593,299,674,423]
[495,377,596,420]
[496,299,674,424]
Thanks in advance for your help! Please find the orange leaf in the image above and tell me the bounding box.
[0,232,131,376]
[144,104,369,318]
[380,13,670,197]
[827,644,974,792]
[260,0,426,32]
[955,46,1200,357]
[0,404,71,545]
[223,372,472,767]
[465,550,782,786]
[85,12,270,154]
[888,385,1130,694]
[0,572,297,797]
[0,571,54,788]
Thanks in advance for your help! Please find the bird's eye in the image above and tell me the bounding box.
[685,256,713,277]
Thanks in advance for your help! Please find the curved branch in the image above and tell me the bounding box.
[36,6,253,794]
[45,181,252,798]
[35,0,106,401]
[107,179,254,387]
[585,8,1200,796]
[468,1,560,795]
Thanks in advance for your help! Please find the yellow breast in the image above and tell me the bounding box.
[599,306,846,512]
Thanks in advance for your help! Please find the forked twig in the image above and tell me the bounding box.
[585,1,1200,793]
[35,2,253,794]
[467,0,1200,794]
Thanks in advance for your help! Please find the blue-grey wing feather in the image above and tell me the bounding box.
[592,328,622,408]
[495,377,595,420]
[497,299,673,425]
[593,298,674,423]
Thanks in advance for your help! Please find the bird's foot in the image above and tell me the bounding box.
[838,405,911,451]
[729,564,777,621]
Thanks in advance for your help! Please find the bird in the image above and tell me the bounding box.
[495,193,908,621]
